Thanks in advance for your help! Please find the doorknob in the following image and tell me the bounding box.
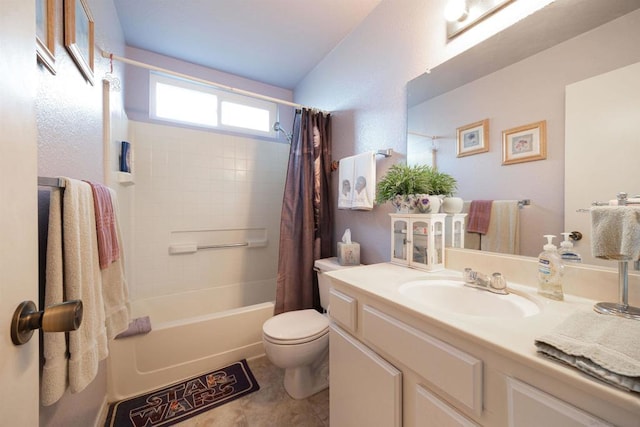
[11,300,83,345]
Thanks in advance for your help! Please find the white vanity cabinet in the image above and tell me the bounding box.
[327,269,640,427]
[390,213,446,271]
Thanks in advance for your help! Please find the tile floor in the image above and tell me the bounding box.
[175,356,329,426]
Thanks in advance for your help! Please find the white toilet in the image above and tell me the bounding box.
[262,257,356,399]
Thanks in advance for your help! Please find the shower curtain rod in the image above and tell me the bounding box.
[100,51,329,114]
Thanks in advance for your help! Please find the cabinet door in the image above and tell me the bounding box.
[330,324,402,427]
[416,385,479,427]
[391,217,409,265]
[506,378,612,427]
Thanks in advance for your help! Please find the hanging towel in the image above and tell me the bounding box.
[41,187,69,406]
[338,155,354,209]
[535,310,640,392]
[591,206,640,260]
[86,181,120,269]
[99,187,130,340]
[467,200,493,234]
[351,151,376,211]
[61,178,108,394]
[482,200,520,254]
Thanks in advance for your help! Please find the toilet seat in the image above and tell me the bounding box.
[263,309,329,345]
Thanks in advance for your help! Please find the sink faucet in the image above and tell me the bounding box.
[463,268,508,295]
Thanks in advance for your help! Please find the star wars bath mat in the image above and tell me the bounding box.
[104,359,259,426]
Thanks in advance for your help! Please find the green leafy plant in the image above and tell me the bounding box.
[376,164,458,204]
[375,164,432,204]
[425,167,458,197]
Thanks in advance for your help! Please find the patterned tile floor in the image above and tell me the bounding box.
[174,356,329,426]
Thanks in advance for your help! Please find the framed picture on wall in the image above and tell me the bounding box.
[456,119,489,157]
[502,120,547,165]
[36,0,56,74]
[64,0,94,84]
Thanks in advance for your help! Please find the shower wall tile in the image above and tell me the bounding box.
[128,120,288,301]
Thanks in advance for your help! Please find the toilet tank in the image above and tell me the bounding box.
[314,257,360,310]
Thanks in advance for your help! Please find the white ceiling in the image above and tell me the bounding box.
[113,0,383,89]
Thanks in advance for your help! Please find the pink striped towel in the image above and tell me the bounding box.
[86,181,120,269]
[467,200,493,234]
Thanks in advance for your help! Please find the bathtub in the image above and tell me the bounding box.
[106,280,275,400]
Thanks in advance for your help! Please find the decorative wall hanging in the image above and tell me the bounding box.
[36,0,56,74]
[456,119,489,157]
[64,0,94,84]
[502,120,547,165]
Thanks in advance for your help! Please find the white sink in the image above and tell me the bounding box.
[398,279,540,319]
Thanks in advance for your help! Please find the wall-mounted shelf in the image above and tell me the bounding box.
[116,172,134,186]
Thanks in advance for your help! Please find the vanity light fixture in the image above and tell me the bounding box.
[444,0,469,22]
[446,0,515,39]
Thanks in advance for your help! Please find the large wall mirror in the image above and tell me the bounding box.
[407,0,640,268]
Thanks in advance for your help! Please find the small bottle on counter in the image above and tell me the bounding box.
[537,235,564,301]
[559,232,582,263]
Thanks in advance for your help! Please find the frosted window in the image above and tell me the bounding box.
[155,82,218,127]
[221,101,270,132]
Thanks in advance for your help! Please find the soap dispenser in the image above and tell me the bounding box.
[559,232,582,263]
[537,235,564,301]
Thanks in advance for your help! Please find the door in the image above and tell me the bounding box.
[0,0,39,425]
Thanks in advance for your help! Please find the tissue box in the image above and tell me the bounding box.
[337,242,360,266]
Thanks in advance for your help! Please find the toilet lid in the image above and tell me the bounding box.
[263,309,329,343]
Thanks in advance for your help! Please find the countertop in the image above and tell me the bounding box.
[325,262,640,413]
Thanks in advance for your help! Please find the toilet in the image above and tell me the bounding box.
[262,257,357,399]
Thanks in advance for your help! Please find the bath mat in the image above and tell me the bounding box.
[104,359,259,427]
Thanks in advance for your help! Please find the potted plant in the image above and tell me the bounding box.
[376,164,434,212]
[424,168,463,213]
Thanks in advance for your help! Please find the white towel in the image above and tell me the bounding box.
[591,206,640,260]
[100,188,130,340]
[41,187,68,406]
[61,178,108,394]
[351,151,375,211]
[338,155,354,209]
[535,310,640,392]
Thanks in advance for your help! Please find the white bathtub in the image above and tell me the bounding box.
[106,281,275,400]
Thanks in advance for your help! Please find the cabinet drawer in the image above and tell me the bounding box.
[416,384,479,427]
[329,288,357,333]
[506,378,612,427]
[363,305,483,415]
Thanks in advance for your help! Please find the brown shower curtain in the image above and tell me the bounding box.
[275,109,333,314]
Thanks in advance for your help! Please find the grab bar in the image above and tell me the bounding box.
[169,239,267,254]
[198,242,248,250]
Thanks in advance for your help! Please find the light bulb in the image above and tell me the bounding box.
[444,0,468,22]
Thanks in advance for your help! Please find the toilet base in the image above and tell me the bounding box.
[283,347,329,399]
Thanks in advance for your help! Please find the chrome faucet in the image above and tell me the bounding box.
[463,268,508,295]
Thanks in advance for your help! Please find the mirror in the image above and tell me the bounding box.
[407,0,640,262]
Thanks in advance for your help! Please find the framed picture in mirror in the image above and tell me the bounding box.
[36,0,56,74]
[64,0,94,84]
[502,120,547,165]
[456,119,489,157]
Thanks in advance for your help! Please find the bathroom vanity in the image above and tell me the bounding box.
[325,261,640,427]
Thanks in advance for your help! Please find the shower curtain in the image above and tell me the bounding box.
[275,109,333,314]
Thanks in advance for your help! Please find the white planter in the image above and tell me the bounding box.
[442,197,464,213]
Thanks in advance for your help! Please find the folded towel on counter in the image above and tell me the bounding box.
[86,181,120,269]
[535,309,640,392]
[591,206,640,260]
[115,316,152,339]
[466,200,493,234]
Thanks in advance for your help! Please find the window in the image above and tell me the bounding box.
[149,72,277,137]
